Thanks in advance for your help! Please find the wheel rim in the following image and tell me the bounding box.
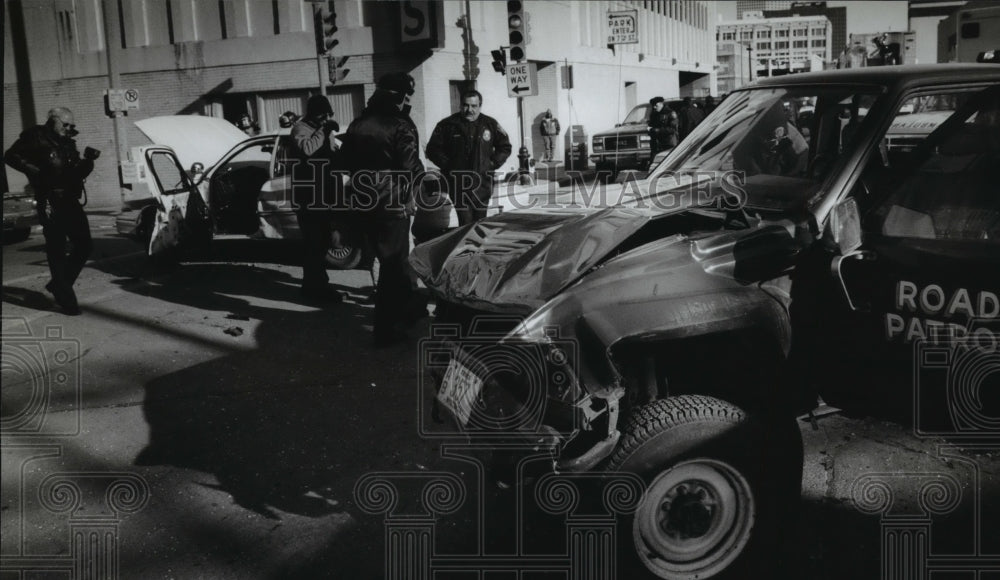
[633,458,755,579]
[327,246,354,260]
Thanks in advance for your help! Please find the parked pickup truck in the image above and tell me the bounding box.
[588,102,654,176]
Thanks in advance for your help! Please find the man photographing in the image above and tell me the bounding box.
[5,107,96,315]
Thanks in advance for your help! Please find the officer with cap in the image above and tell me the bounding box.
[344,72,425,346]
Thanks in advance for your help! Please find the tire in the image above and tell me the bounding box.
[325,229,363,270]
[3,227,31,244]
[607,395,803,580]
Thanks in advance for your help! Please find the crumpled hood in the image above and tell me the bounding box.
[410,174,738,311]
[410,208,652,312]
[134,116,249,171]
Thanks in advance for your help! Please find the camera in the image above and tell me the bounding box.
[322,119,340,133]
[1,320,82,437]
[83,147,101,161]
[914,320,1000,438]
[417,315,580,440]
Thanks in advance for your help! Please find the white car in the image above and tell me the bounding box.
[115,115,367,268]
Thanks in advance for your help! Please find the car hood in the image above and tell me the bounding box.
[134,116,249,171]
[410,172,731,311]
[591,124,648,139]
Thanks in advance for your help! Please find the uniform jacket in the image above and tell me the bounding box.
[426,113,512,178]
[648,109,679,149]
[4,125,93,201]
[344,96,424,218]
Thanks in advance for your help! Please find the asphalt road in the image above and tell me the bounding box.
[2,214,998,579]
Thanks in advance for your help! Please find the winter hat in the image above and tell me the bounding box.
[306,95,334,118]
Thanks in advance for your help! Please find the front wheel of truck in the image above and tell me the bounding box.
[607,395,803,580]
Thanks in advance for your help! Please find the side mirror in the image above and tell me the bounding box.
[830,197,862,255]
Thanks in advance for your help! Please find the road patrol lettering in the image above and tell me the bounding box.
[886,280,999,346]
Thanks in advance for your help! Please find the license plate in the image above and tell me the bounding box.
[437,359,484,427]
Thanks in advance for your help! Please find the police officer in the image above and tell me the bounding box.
[344,72,424,346]
[427,90,512,226]
[5,107,96,315]
[289,95,342,303]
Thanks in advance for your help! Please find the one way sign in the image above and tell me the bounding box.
[506,62,538,97]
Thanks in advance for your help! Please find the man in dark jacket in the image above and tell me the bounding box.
[345,72,425,346]
[5,107,95,314]
[289,95,342,303]
[646,97,679,156]
[426,90,512,225]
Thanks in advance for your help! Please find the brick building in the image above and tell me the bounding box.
[4,0,717,210]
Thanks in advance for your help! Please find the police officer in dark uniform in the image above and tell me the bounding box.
[5,107,96,314]
[344,72,424,346]
[426,89,512,226]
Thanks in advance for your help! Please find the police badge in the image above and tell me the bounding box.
[483,129,492,141]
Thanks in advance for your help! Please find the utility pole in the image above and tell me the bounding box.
[102,0,127,205]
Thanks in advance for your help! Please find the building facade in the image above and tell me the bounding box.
[716,40,752,93]
[717,14,832,78]
[4,0,717,209]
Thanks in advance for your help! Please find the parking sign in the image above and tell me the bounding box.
[607,10,639,45]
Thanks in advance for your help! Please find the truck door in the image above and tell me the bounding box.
[825,84,1000,433]
[145,147,211,256]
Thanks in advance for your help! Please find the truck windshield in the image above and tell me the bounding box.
[653,86,885,211]
[622,104,650,125]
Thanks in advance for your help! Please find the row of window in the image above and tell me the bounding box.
[756,39,826,49]
[719,26,828,42]
[636,0,711,30]
[55,0,307,52]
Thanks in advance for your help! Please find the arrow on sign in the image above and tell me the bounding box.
[512,85,530,94]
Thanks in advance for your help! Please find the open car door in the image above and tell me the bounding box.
[144,146,211,256]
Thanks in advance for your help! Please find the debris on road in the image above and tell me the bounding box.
[224,326,244,337]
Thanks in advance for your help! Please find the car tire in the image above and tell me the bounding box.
[3,227,31,244]
[325,227,363,270]
[607,395,803,580]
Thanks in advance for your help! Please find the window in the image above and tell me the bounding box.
[775,29,788,37]
[793,28,807,37]
[723,32,735,40]
[871,87,999,243]
[742,31,753,41]
[775,41,789,49]
[757,42,771,50]
[148,151,192,195]
[811,39,826,47]
[793,40,807,48]
[757,29,770,38]
[811,28,826,36]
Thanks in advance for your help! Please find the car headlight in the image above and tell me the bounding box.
[592,139,604,152]
[639,135,651,148]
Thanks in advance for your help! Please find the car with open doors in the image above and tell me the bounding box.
[411,65,1000,579]
[115,115,368,268]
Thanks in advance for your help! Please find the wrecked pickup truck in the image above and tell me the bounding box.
[411,65,1000,579]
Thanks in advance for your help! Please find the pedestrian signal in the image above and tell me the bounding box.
[491,49,507,75]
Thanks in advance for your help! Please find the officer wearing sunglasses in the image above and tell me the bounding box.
[5,107,99,314]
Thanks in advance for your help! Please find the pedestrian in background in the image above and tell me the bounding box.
[678,97,705,140]
[344,72,424,346]
[289,95,342,304]
[5,107,97,315]
[427,89,512,226]
[539,109,560,162]
[237,113,260,136]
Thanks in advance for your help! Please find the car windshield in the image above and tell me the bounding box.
[622,104,650,125]
[651,85,885,212]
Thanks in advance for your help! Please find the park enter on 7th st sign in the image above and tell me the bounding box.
[607,9,639,44]
[506,62,538,97]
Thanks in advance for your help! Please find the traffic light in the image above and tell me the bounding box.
[491,48,507,75]
[313,1,337,55]
[507,0,526,62]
